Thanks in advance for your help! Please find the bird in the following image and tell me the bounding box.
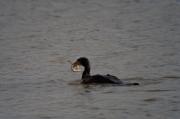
[71,57,139,85]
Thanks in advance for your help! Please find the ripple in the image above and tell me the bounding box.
[145,89,176,92]
[143,98,161,102]
[161,75,180,79]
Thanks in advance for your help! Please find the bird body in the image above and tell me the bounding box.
[71,57,139,85]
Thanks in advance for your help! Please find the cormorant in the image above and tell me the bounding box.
[71,57,139,85]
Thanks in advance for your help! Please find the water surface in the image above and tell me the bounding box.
[0,0,180,119]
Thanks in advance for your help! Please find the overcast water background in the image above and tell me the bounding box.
[0,0,180,119]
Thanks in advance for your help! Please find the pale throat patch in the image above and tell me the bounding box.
[71,64,82,72]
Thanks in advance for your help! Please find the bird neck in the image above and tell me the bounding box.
[82,65,90,79]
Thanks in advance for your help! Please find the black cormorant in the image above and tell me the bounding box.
[71,57,139,85]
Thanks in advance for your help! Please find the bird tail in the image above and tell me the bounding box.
[125,82,139,86]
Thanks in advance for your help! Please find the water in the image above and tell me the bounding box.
[0,0,180,119]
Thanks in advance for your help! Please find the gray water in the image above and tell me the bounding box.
[0,0,180,119]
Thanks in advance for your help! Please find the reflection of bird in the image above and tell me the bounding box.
[72,57,139,85]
